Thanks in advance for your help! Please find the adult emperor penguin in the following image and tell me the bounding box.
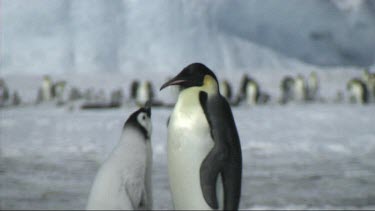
[52,81,67,105]
[237,74,260,106]
[41,75,53,101]
[160,63,242,210]
[307,71,319,101]
[0,78,10,106]
[245,79,260,106]
[130,80,140,101]
[86,105,153,210]
[294,74,307,102]
[347,78,368,104]
[279,76,295,104]
[362,69,375,101]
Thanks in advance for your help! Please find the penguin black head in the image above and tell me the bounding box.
[160,63,218,91]
[123,103,152,140]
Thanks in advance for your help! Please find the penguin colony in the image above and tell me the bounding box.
[1,63,374,210]
[1,67,374,109]
[0,78,22,107]
[83,64,374,210]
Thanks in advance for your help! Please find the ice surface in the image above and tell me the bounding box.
[1,72,375,209]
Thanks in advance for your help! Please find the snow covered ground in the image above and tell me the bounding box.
[1,72,375,210]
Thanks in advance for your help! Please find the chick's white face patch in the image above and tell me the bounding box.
[137,112,152,138]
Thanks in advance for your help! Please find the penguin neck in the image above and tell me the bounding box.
[219,82,228,98]
[116,127,149,151]
[108,127,151,172]
[179,75,219,100]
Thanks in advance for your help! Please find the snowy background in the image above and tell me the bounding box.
[1,0,375,210]
[1,0,375,74]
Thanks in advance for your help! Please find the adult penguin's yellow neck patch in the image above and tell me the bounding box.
[202,75,218,95]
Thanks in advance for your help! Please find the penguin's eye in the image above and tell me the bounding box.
[142,115,146,120]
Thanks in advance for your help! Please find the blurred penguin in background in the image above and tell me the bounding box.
[219,80,232,102]
[245,79,260,106]
[135,80,154,107]
[52,81,67,105]
[130,80,139,102]
[68,87,83,102]
[294,74,307,102]
[41,75,53,102]
[307,71,319,102]
[0,78,10,107]
[86,105,153,210]
[362,68,375,102]
[347,78,368,104]
[280,76,295,104]
[235,74,260,106]
[12,91,21,106]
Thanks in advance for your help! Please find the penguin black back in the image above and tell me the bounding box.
[199,91,242,210]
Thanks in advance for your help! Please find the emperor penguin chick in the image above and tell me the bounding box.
[160,63,242,210]
[86,106,153,210]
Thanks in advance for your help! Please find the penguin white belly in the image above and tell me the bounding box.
[351,84,363,103]
[136,82,150,105]
[294,80,305,101]
[42,81,51,101]
[168,89,223,210]
[246,84,257,105]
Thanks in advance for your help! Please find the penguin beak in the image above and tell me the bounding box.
[160,77,187,91]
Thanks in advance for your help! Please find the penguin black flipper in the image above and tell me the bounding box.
[199,91,242,210]
[200,145,226,209]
